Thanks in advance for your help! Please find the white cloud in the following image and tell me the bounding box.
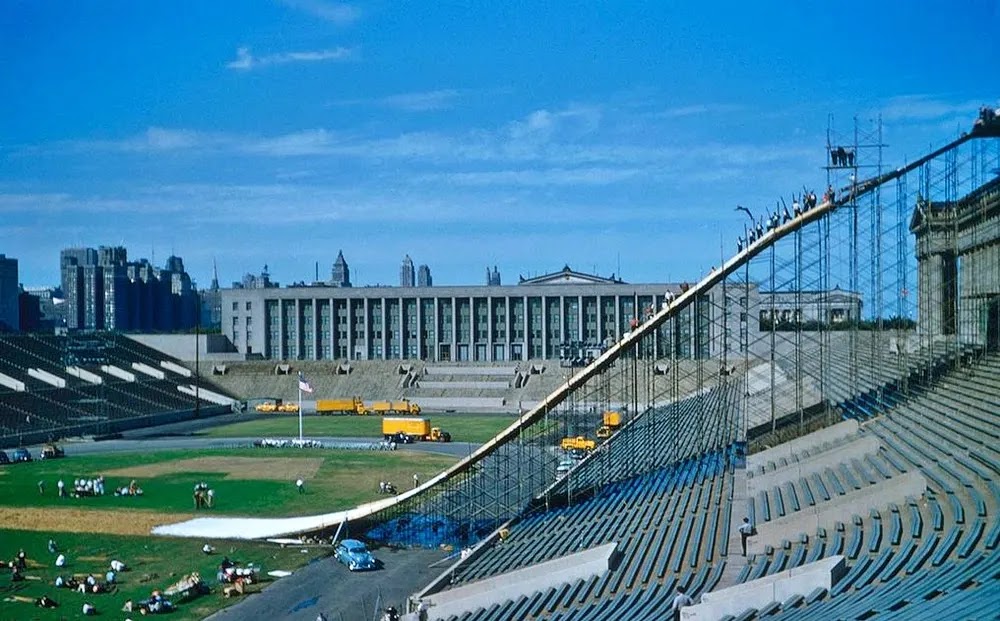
[227,46,356,71]
[243,129,339,156]
[329,89,463,112]
[378,90,461,111]
[653,103,743,118]
[505,105,603,144]
[279,0,361,25]
[881,95,986,123]
[414,167,643,187]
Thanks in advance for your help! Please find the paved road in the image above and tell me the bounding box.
[33,436,479,459]
[207,547,451,621]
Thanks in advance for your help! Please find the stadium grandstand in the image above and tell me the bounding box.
[0,333,236,447]
[152,111,1000,620]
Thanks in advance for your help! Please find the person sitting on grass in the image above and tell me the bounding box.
[110,559,126,572]
[82,602,96,615]
[202,543,216,555]
[35,595,58,609]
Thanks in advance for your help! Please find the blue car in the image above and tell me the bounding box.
[10,448,32,463]
[334,539,377,571]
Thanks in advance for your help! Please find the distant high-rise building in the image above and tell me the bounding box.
[18,289,41,332]
[200,259,223,329]
[486,265,502,286]
[60,247,98,329]
[98,245,128,267]
[58,245,199,332]
[60,247,98,269]
[400,255,415,287]
[21,286,60,331]
[0,254,19,332]
[417,264,432,287]
[233,265,277,290]
[330,250,351,287]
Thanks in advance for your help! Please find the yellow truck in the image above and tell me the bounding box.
[382,417,451,443]
[596,410,622,438]
[254,402,278,413]
[560,436,596,451]
[316,397,368,415]
[277,402,299,413]
[371,399,422,415]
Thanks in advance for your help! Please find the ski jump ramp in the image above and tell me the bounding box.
[152,128,981,541]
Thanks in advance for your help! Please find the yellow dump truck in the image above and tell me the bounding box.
[316,397,368,415]
[371,399,422,415]
[560,436,596,451]
[382,417,451,443]
[255,402,278,413]
[596,410,622,438]
[277,402,299,413]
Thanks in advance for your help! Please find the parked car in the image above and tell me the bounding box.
[40,444,65,459]
[10,448,32,463]
[334,539,377,571]
[0,451,9,465]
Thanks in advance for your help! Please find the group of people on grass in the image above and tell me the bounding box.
[45,476,144,498]
[5,547,132,615]
[122,589,176,615]
[193,481,216,509]
[6,548,28,582]
[5,537,269,616]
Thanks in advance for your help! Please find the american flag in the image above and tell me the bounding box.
[298,372,314,393]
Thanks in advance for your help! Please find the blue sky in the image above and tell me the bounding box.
[1,0,997,290]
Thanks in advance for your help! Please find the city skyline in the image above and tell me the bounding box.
[2,1,997,290]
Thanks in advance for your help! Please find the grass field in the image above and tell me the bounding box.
[0,528,328,621]
[0,448,458,523]
[0,444,462,619]
[201,413,515,444]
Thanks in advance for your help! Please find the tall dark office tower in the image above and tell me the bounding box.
[330,250,351,287]
[417,264,432,287]
[400,255,415,287]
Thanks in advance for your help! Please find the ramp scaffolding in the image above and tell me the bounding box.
[351,114,1000,550]
[150,110,1000,547]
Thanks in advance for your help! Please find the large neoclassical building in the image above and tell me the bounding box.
[911,175,1000,349]
[220,264,862,363]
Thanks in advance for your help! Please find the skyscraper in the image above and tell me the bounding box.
[60,247,98,329]
[58,245,199,332]
[0,254,19,332]
[200,259,223,329]
[330,250,351,287]
[486,265,501,286]
[400,255,415,287]
[417,264,432,287]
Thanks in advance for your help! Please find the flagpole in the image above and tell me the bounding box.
[298,384,303,442]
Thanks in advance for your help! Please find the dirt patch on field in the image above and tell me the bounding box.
[101,456,324,481]
[0,508,193,536]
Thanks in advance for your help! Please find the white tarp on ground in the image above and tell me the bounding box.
[152,486,424,539]
[153,513,351,539]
